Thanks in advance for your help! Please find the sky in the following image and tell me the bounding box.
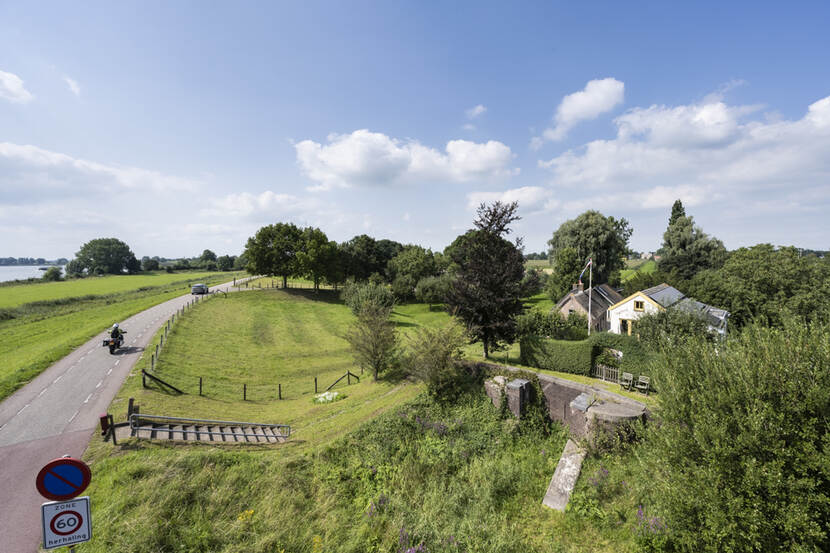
[1,1,829,259]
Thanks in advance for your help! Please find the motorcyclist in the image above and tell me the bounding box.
[110,323,126,346]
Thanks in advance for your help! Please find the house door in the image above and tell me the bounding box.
[620,319,633,336]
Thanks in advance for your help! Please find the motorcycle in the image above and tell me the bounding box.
[103,330,126,354]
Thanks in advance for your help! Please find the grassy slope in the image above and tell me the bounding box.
[82,288,648,552]
[620,260,657,283]
[0,271,239,400]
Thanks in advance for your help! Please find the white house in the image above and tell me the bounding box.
[607,283,729,336]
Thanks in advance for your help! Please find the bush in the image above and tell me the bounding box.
[640,318,830,552]
[343,302,398,380]
[516,308,588,341]
[634,307,720,348]
[414,274,452,306]
[405,320,469,398]
[41,266,63,281]
[340,281,394,315]
[519,336,597,375]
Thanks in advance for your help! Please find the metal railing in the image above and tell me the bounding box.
[130,413,290,441]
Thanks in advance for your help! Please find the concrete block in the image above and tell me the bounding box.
[542,439,586,511]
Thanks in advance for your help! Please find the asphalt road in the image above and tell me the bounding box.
[0,278,250,552]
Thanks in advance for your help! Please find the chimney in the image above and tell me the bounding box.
[572,282,584,292]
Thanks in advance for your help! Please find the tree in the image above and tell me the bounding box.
[658,202,727,280]
[387,245,438,300]
[547,210,632,285]
[545,246,582,300]
[200,249,217,263]
[296,227,340,292]
[344,301,398,380]
[341,281,394,315]
[669,199,686,226]
[41,266,63,281]
[446,201,525,358]
[688,244,830,328]
[243,223,303,287]
[142,258,160,271]
[414,274,452,307]
[72,238,140,275]
[216,255,235,271]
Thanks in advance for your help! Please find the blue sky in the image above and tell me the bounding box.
[1,1,829,259]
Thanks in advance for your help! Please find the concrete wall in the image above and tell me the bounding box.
[478,362,647,439]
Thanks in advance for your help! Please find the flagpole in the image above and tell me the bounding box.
[587,258,592,336]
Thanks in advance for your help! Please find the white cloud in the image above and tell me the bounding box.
[467,186,554,213]
[0,142,197,202]
[539,93,830,216]
[203,190,320,219]
[534,78,624,146]
[64,76,80,96]
[465,104,487,119]
[295,129,518,190]
[0,69,34,104]
[462,123,476,131]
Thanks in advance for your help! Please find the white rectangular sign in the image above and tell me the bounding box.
[41,496,92,550]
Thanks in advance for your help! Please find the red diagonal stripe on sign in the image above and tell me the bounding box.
[46,468,82,491]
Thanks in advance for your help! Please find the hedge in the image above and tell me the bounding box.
[587,332,658,376]
[519,335,598,376]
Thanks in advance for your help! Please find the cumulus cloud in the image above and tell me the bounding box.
[64,76,80,96]
[466,186,555,213]
[0,69,34,104]
[0,142,197,202]
[534,78,624,147]
[539,93,830,214]
[465,104,487,119]
[295,129,518,190]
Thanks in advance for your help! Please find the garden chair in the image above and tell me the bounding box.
[620,372,633,391]
[634,375,650,395]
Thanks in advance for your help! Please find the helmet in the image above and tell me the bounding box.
[113,323,119,328]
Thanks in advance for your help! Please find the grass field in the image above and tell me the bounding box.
[0,271,240,401]
[84,288,645,552]
[620,259,657,282]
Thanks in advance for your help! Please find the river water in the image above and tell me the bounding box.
[0,266,65,283]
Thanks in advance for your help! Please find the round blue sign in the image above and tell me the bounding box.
[36,457,91,501]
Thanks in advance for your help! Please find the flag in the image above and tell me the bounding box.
[578,258,592,284]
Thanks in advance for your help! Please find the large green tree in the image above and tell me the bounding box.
[243,223,303,287]
[340,235,403,282]
[387,245,438,300]
[446,201,525,358]
[658,200,727,280]
[688,244,830,328]
[547,210,632,285]
[296,227,341,292]
[72,238,140,275]
[545,246,583,300]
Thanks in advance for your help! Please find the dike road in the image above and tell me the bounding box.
[0,278,251,552]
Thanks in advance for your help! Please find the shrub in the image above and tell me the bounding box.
[343,302,398,380]
[414,274,452,306]
[640,318,830,552]
[519,336,597,375]
[41,266,63,281]
[340,281,394,315]
[634,307,719,348]
[405,320,468,399]
[516,308,588,341]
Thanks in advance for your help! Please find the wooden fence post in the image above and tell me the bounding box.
[199,377,202,396]
[243,384,247,401]
[347,372,350,385]
[314,377,317,394]
[278,383,282,400]
[151,354,155,371]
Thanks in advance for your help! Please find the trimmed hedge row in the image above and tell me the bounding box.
[519,335,599,376]
[520,332,659,377]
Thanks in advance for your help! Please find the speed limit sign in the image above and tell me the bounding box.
[41,496,91,549]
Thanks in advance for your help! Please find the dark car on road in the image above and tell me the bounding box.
[191,283,209,295]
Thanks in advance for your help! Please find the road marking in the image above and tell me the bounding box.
[107,368,113,375]
[95,381,103,389]
[67,365,75,372]
[68,411,79,423]
[87,348,95,354]
[83,394,92,404]
[115,360,120,366]
[79,355,85,361]
[53,375,63,384]
[17,404,29,415]
[38,388,47,397]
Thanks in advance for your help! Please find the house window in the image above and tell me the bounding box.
[634,300,645,311]
[568,309,574,315]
